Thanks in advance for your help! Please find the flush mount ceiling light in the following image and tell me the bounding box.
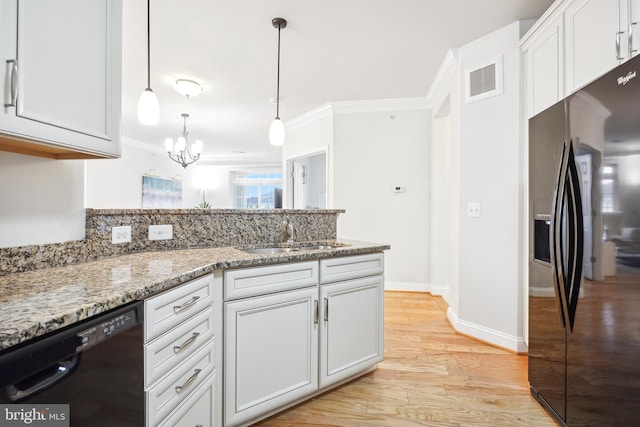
[137,0,160,126]
[165,113,203,168]
[269,17,287,146]
[175,79,203,98]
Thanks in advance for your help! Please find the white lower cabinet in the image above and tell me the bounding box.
[223,253,384,427]
[319,275,384,388]
[144,272,223,427]
[224,287,318,427]
[159,372,217,427]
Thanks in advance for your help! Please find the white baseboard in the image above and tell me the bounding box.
[447,308,527,353]
[384,281,430,292]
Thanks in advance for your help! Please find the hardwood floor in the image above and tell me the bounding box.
[254,291,558,427]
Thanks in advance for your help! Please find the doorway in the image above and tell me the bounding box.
[286,151,327,209]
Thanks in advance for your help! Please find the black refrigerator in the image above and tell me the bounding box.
[529,54,640,426]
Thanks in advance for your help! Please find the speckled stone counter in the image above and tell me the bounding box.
[0,209,344,275]
[0,239,388,352]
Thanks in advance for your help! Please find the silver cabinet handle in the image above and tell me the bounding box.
[173,295,200,313]
[324,297,329,321]
[173,332,200,354]
[175,368,202,394]
[314,300,319,324]
[4,59,18,108]
[617,31,625,60]
[630,22,638,56]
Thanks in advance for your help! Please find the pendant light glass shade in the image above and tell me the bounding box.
[269,18,287,146]
[138,88,159,125]
[138,0,159,126]
[269,117,285,146]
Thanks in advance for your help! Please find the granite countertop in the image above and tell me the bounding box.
[0,239,389,352]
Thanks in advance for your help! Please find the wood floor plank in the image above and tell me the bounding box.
[253,291,558,426]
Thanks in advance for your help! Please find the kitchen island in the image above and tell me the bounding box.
[0,238,388,427]
[0,239,387,351]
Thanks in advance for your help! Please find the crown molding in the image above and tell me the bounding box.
[330,97,431,115]
[427,48,459,111]
[285,103,333,132]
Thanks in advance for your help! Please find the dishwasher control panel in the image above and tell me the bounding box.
[76,306,140,351]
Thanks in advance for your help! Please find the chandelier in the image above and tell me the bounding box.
[165,113,203,168]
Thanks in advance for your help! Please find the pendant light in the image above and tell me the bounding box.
[137,0,159,126]
[269,17,287,146]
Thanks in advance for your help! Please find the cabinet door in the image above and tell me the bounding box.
[565,0,625,92]
[319,275,384,388]
[158,372,217,427]
[629,0,640,58]
[225,287,318,427]
[525,14,564,118]
[0,0,121,158]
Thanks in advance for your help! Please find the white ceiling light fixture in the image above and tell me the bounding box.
[269,17,287,146]
[165,113,203,168]
[175,79,203,98]
[137,0,160,126]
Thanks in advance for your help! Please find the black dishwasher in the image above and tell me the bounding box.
[0,301,144,426]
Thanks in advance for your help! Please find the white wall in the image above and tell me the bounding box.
[0,151,85,247]
[85,141,234,209]
[332,103,431,291]
[454,21,532,351]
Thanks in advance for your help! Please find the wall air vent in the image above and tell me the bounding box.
[464,56,503,104]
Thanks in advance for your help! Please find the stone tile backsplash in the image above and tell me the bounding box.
[0,209,343,275]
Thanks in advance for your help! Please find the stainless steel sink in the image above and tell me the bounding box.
[242,247,300,254]
[297,245,334,250]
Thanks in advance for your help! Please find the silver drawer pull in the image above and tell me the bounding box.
[173,295,200,313]
[175,368,202,394]
[5,59,18,108]
[173,332,200,354]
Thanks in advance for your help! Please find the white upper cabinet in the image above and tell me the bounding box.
[0,0,122,159]
[524,13,565,117]
[565,0,639,92]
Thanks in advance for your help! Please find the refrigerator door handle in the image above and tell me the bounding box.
[551,141,570,329]
[564,140,584,332]
[550,140,585,332]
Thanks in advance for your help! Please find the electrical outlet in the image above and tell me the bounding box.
[149,224,173,240]
[111,226,131,244]
[467,203,481,218]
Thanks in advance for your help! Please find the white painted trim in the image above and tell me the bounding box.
[285,103,333,132]
[331,97,431,115]
[454,317,528,353]
[519,0,570,49]
[286,97,430,132]
[427,48,459,110]
[384,281,429,292]
[429,284,449,298]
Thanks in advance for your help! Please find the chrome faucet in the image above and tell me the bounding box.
[283,220,294,244]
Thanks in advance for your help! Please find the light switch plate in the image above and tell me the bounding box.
[149,224,173,240]
[111,226,131,244]
[467,203,481,217]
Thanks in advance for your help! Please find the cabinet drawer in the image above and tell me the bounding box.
[145,275,214,342]
[158,372,217,427]
[145,307,215,387]
[319,253,384,284]
[146,339,215,426]
[224,261,318,300]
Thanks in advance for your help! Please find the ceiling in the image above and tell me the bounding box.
[121,0,554,165]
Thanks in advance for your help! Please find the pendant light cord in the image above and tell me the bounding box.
[275,22,281,119]
[146,0,151,90]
